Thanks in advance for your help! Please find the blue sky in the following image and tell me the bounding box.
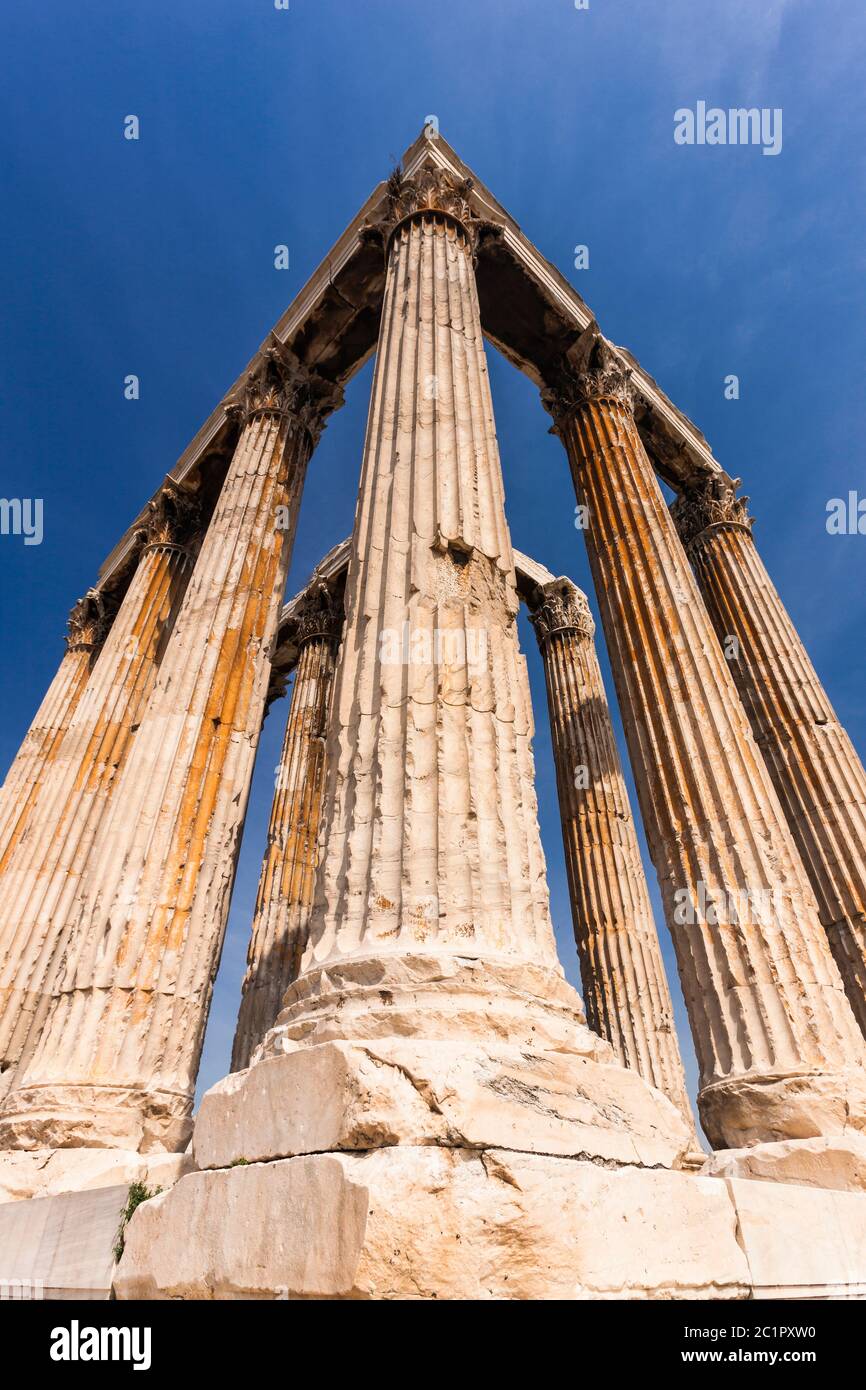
[1,0,865,1124]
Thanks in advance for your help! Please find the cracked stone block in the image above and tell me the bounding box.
[114,1149,754,1300]
[193,1039,692,1173]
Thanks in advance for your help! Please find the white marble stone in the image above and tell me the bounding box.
[193,1039,692,1173]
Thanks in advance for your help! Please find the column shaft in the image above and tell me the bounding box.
[231,586,341,1071]
[0,489,198,1099]
[270,169,584,1052]
[673,477,866,1037]
[545,337,866,1148]
[530,578,693,1125]
[0,593,109,873]
[0,347,340,1152]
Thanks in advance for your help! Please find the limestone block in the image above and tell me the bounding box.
[193,1039,692,1172]
[729,1176,866,1298]
[0,1148,192,1205]
[705,1134,866,1194]
[0,1183,128,1299]
[114,1149,751,1300]
[115,1157,369,1300]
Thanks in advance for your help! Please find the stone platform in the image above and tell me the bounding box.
[106,1040,866,1300]
[112,1143,866,1301]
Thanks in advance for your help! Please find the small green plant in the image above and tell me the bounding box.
[113,1181,162,1262]
[229,1157,249,1167]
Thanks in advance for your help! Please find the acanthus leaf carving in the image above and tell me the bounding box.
[541,323,636,425]
[529,578,595,647]
[144,479,201,551]
[225,336,344,448]
[671,472,754,552]
[362,163,487,254]
[66,588,116,652]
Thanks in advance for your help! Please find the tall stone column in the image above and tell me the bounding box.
[671,474,866,1038]
[528,576,693,1125]
[231,581,343,1072]
[0,484,198,1101]
[268,167,586,1052]
[0,591,112,875]
[543,331,866,1150]
[0,344,341,1153]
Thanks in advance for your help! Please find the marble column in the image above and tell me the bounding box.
[265,167,588,1055]
[0,344,341,1152]
[0,591,112,875]
[672,473,866,1038]
[0,484,198,1100]
[529,576,693,1125]
[231,581,343,1072]
[543,331,866,1149]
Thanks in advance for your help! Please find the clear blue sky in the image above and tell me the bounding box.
[2,0,864,1124]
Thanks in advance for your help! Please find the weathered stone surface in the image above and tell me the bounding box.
[194,1039,692,1172]
[268,953,595,1052]
[115,1156,369,1301]
[0,612,96,876]
[0,1183,128,1299]
[673,472,866,1040]
[1,348,342,1153]
[529,576,692,1127]
[729,1175,866,1298]
[544,328,866,1151]
[303,167,556,1005]
[705,1134,866,1194]
[114,1149,754,1300]
[0,508,194,1105]
[0,1147,191,1205]
[232,585,342,1072]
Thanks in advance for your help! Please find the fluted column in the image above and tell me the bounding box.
[231,581,343,1071]
[544,331,866,1149]
[268,167,585,1053]
[529,577,693,1125]
[0,484,199,1102]
[0,344,341,1152]
[0,592,112,873]
[672,473,866,1037]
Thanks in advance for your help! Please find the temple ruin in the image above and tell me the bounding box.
[1,128,865,1300]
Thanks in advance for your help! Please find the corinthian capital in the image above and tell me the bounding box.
[66,588,115,652]
[671,472,754,551]
[529,578,595,647]
[542,324,635,426]
[144,479,201,551]
[294,581,345,647]
[227,337,343,447]
[362,163,485,252]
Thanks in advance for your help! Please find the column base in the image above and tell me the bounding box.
[264,950,597,1055]
[703,1135,866,1194]
[0,1083,193,1155]
[698,1067,866,1151]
